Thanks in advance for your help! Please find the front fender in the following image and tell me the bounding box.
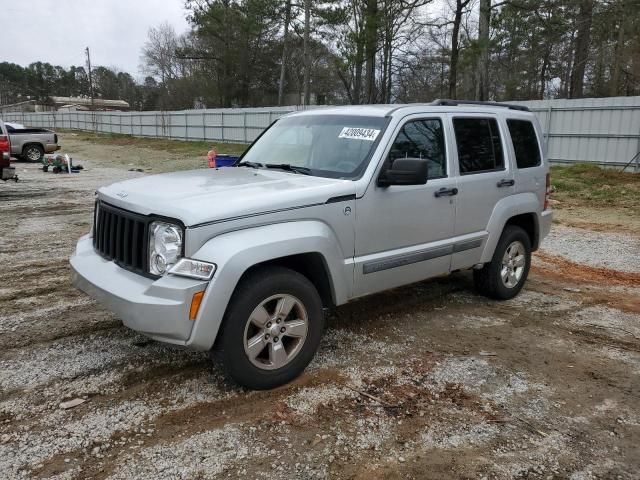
[480,192,541,263]
[185,221,351,350]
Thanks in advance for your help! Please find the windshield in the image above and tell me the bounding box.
[239,114,389,179]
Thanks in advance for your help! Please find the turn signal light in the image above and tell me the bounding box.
[189,291,205,321]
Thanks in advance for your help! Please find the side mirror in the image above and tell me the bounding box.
[378,158,429,187]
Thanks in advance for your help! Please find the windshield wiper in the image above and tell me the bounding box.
[236,161,264,169]
[264,163,312,175]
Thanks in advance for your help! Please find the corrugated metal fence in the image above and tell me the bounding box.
[2,106,308,145]
[3,97,640,170]
[510,96,640,170]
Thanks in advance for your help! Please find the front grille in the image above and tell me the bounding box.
[93,201,149,274]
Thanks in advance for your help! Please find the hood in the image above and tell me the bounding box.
[98,167,356,227]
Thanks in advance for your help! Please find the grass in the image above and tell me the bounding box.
[551,163,640,212]
[58,129,248,156]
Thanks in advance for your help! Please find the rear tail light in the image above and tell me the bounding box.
[544,172,551,210]
[0,135,10,167]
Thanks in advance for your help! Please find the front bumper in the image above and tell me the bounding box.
[70,235,208,345]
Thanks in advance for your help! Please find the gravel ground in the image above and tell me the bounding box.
[541,225,640,272]
[1,135,639,479]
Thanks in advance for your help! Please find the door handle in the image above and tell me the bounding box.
[434,187,458,197]
[497,179,515,187]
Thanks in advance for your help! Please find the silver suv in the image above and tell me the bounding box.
[71,100,552,389]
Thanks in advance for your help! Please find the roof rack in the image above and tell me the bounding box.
[430,99,530,112]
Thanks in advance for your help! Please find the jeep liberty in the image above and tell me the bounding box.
[71,100,552,389]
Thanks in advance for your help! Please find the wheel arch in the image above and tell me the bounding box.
[480,193,542,263]
[185,221,351,351]
[239,253,335,309]
[22,142,44,158]
[504,212,539,251]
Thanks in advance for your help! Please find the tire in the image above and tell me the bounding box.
[214,266,324,390]
[23,144,44,162]
[473,225,531,300]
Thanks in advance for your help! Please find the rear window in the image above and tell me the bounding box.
[507,119,541,169]
[453,118,504,174]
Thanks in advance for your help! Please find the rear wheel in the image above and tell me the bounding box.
[23,144,44,162]
[214,266,324,390]
[473,225,531,300]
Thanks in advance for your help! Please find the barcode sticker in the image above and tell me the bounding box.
[338,127,381,141]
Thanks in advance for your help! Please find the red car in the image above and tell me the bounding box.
[0,120,17,181]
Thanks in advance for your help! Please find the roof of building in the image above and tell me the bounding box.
[49,97,130,108]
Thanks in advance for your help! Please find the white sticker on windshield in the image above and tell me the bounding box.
[338,127,380,141]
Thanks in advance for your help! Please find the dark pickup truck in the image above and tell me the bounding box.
[5,122,60,162]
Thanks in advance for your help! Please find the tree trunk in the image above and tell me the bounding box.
[353,42,364,105]
[381,6,391,104]
[381,40,388,103]
[569,0,593,99]
[303,0,311,106]
[539,49,550,99]
[475,0,490,101]
[449,0,469,99]
[364,0,378,104]
[278,0,292,106]
[610,5,625,96]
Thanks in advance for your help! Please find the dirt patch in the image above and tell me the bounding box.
[534,251,640,288]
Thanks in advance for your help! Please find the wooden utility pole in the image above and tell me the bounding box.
[85,47,95,111]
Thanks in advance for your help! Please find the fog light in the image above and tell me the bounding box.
[151,253,167,275]
[169,258,216,280]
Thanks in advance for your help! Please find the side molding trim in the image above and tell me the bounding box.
[362,238,483,274]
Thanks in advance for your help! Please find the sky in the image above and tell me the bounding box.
[0,0,190,79]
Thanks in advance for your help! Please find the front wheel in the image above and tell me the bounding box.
[214,266,324,390]
[473,225,531,300]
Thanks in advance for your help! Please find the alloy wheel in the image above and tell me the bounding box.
[500,240,526,288]
[243,294,308,370]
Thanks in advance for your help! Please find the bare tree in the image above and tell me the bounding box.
[448,0,472,99]
[278,0,293,106]
[141,22,180,84]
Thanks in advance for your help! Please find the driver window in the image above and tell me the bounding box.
[388,119,447,178]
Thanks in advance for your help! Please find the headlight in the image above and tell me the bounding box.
[169,258,216,280]
[149,221,183,276]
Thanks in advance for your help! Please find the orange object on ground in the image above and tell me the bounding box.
[207,148,217,168]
